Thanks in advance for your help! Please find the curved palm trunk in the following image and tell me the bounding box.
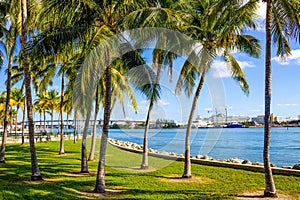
[182,70,206,178]
[59,72,65,155]
[81,111,91,173]
[21,0,42,181]
[21,99,26,145]
[94,56,112,193]
[141,100,153,169]
[263,0,277,197]
[89,85,100,161]
[141,62,162,169]
[0,42,15,163]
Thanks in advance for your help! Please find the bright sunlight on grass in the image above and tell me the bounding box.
[0,139,299,199]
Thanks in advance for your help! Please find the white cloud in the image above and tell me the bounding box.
[157,99,170,106]
[204,108,212,111]
[250,109,261,113]
[277,103,298,107]
[254,2,266,32]
[272,49,300,66]
[211,60,255,78]
[48,85,60,90]
[256,2,266,19]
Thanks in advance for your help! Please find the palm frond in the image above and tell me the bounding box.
[224,51,249,95]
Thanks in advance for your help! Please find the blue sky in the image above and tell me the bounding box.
[1,3,300,122]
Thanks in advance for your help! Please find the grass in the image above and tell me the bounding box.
[0,139,299,199]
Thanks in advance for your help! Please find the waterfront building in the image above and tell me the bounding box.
[251,115,265,124]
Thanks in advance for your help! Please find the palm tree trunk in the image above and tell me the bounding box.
[51,110,54,135]
[15,107,19,136]
[67,114,70,140]
[43,111,46,133]
[44,111,48,140]
[141,100,153,169]
[9,109,13,134]
[263,0,277,197]
[74,110,77,144]
[141,61,162,169]
[89,85,100,161]
[0,43,15,163]
[182,70,207,178]
[59,72,65,155]
[21,0,42,181]
[81,110,91,173]
[39,112,42,142]
[21,99,26,145]
[94,55,112,193]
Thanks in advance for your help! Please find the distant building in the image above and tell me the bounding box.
[270,113,277,123]
[252,115,265,124]
[276,116,284,123]
[203,114,250,124]
[192,115,208,127]
[284,117,298,122]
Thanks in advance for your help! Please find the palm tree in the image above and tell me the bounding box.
[43,89,59,134]
[32,0,166,193]
[10,88,25,135]
[0,0,18,163]
[262,0,299,197]
[34,91,49,139]
[175,0,261,178]
[62,87,73,138]
[122,0,190,170]
[21,0,42,180]
[140,48,164,169]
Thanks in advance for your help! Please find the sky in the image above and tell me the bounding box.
[1,2,300,123]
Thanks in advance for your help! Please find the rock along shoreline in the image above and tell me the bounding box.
[108,138,300,176]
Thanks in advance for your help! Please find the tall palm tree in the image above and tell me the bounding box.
[140,48,164,170]
[175,0,261,178]
[262,0,299,197]
[122,0,190,170]
[0,0,18,163]
[21,0,42,180]
[32,0,165,193]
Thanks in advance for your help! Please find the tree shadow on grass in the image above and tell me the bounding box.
[120,189,232,200]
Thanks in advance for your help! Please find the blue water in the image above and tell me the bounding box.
[101,127,300,167]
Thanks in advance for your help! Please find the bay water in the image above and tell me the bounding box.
[104,127,300,167]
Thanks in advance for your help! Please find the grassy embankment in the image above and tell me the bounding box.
[0,139,299,199]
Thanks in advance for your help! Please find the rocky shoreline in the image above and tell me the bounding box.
[108,138,300,171]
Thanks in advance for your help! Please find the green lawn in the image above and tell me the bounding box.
[0,139,299,199]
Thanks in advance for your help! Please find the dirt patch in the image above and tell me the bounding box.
[79,188,123,198]
[129,166,158,172]
[157,174,213,183]
[53,153,75,157]
[61,171,96,177]
[237,190,299,200]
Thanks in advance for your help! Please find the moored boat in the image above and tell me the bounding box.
[225,122,243,128]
